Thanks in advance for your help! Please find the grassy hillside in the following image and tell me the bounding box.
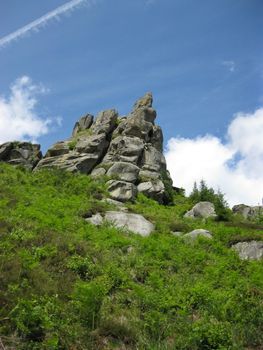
[0,163,262,350]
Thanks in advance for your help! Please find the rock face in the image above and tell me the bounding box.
[232,241,263,260]
[0,142,42,169]
[86,211,155,236]
[184,201,217,219]
[232,204,263,220]
[35,92,173,203]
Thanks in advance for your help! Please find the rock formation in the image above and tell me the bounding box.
[35,92,173,204]
[232,204,263,220]
[0,142,42,170]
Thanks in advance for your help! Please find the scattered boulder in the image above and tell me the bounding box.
[184,202,217,219]
[232,204,263,220]
[104,211,154,236]
[85,210,154,236]
[232,241,263,260]
[107,180,137,202]
[0,141,42,169]
[184,229,213,240]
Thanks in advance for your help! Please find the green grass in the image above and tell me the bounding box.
[0,163,262,349]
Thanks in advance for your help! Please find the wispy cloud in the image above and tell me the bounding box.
[222,60,236,72]
[0,0,95,49]
[0,76,60,143]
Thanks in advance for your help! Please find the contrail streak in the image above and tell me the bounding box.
[0,0,91,48]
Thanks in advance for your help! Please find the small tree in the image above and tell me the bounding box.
[189,180,231,221]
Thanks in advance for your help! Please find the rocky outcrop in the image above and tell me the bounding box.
[232,241,263,260]
[184,201,216,219]
[232,204,263,220]
[86,210,155,236]
[0,142,42,170]
[35,92,173,204]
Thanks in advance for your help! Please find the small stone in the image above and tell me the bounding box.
[85,213,103,226]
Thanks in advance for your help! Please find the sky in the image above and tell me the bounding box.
[0,0,263,206]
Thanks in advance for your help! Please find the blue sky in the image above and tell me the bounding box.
[0,0,263,205]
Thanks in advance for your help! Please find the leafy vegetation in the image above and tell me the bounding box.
[189,180,232,221]
[0,164,262,349]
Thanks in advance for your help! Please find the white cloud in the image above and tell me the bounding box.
[165,107,263,207]
[0,76,58,143]
[0,0,94,49]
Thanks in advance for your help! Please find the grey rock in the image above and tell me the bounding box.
[90,167,106,178]
[75,133,108,154]
[0,142,13,160]
[46,141,70,157]
[142,145,166,172]
[184,229,213,240]
[133,92,153,110]
[137,180,165,203]
[107,180,137,202]
[85,213,103,226]
[171,231,183,237]
[150,125,163,152]
[0,141,42,169]
[102,198,128,212]
[232,204,263,220]
[139,169,161,181]
[36,152,99,174]
[232,241,263,260]
[72,114,94,137]
[91,109,118,135]
[104,211,154,236]
[184,201,217,219]
[113,110,154,142]
[107,162,140,183]
[103,136,144,164]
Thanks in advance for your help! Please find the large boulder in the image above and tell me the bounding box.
[102,136,144,164]
[0,141,42,169]
[232,241,263,260]
[104,211,154,236]
[107,162,140,183]
[137,180,165,203]
[232,204,263,220]
[91,109,118,135]
[141,145,166,173]
[85,210,155,236]
[107,180,137,202]
[184,202,217,219]
[35,152,99,174]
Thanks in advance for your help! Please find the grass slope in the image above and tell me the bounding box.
[0,163,262,350]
